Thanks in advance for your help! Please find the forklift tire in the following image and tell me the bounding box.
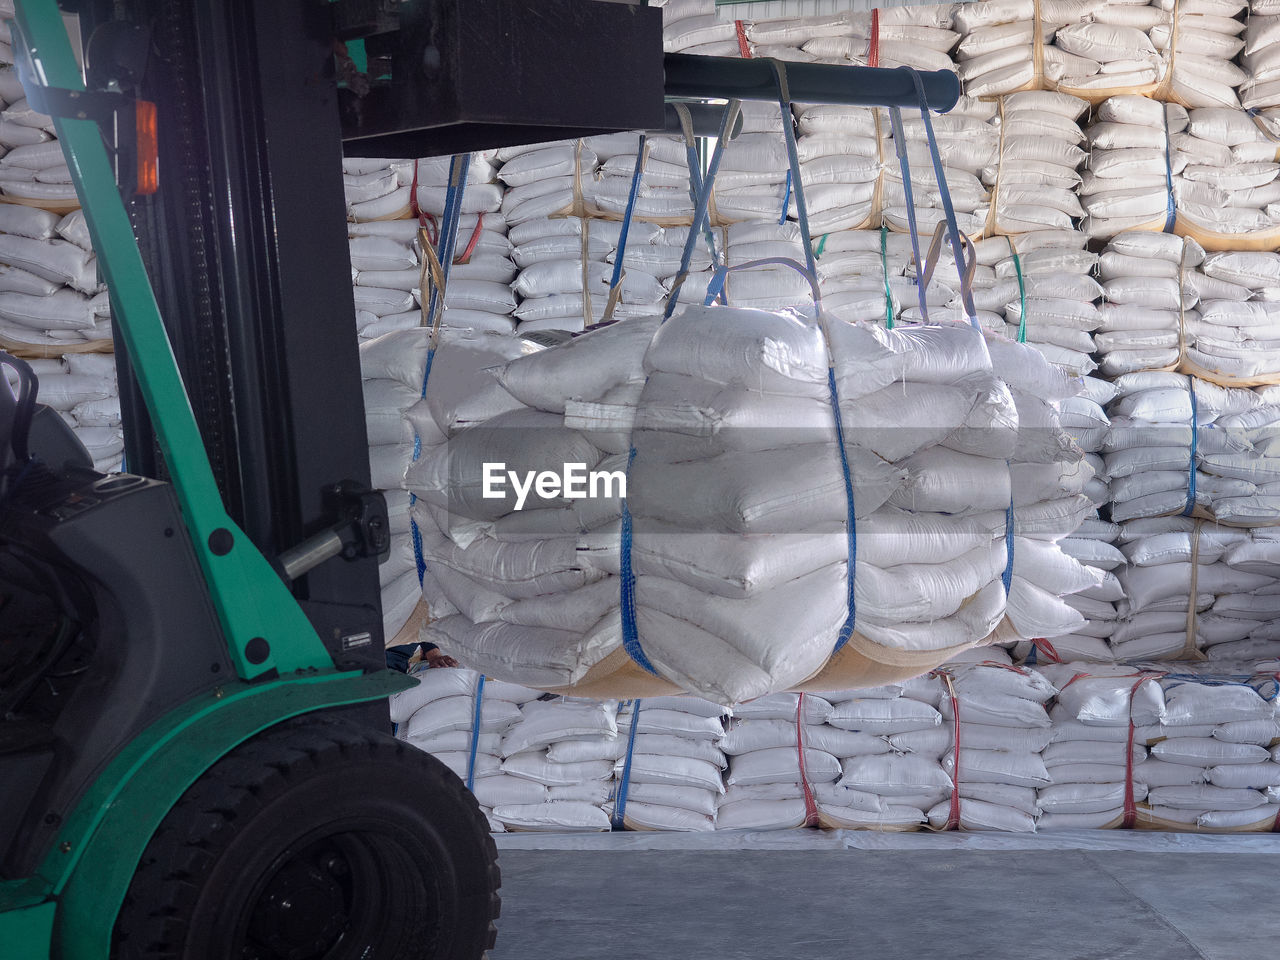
[111,716,500,960]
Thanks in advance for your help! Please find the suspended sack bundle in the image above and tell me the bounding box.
[405,304,1022,705]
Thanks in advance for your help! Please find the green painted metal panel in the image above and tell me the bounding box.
[0,899,56,960]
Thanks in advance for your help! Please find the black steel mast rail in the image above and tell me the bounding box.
[663,54,961,112]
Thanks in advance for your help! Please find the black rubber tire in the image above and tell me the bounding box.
[111,715,500,960]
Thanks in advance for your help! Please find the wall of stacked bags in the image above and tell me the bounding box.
[335,0,1280,833]
[391,655,1280,834]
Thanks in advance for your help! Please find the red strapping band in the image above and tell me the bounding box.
[1059,671,1092,692]
[1032,638,1064,664]
[942,673,961,830]
[981,661,1031,677]
[868,8,880,68]
[454,211,484,265]
[735,20,752,59]
[795,693,820,827]
[1122,673,1163,829]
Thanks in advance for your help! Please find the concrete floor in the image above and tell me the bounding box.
[488,832,1280,960]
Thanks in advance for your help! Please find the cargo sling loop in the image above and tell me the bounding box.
[617,99,743,676]
[672,101,728,304]
[409,154,472,585]
[890,68,1019,603]
[594,134,648,327]
[687,61,863,660]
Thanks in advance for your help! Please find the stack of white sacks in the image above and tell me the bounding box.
[1083,96,1280,243]
[1242,0,1280,112]
[884,101,994,239]
[389,661,1280,834]
[1034,667,1159,829]
[611,696,729,831]
[927,662,1056,831]
[498,133,704,338]
[1094,232,1198,378]
[390,667,623,832]
[1108,515,1280,662]
[815,229,929,327]
[1105,372,1280,525]
[1081,96,1185,241]
[659,2,959,69]
[795,103,888,238]
[951,0,1105,99]
[975,230,1101,376]
[732,7,960,71]
[1188,250,1280,381]
[0,60,79,207]
[342,154,504,227]
[981,92,1087,243]
[718,689,940,830]
[348,192,517,341]
[1036,666,1280,830]
[1148,0,1249,109]
[0,206,109,351]
[1041,377,1124,663]
[1174,109,1280,245]
[687,221,816,311]
[3,351,121,472]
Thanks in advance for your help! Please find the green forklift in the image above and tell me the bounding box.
[0,0,959,956]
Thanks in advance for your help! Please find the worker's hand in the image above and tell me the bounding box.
[424,648,459,669]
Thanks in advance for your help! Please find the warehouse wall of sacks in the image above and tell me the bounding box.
[339,0,1280,832]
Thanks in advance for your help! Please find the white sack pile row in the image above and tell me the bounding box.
[980,92,1089,240]
[1108,517,1280,663]
[3,351,121,472]
[349,207,518,341]
[722,665,1058,833]
[612,696,730,831]
[343,153,504,225]
[346,185,522,641]
[718,685,954,831]
[972,230,1101,375]
[949,0,1248,105]
[1026,376,1121,663]
[1240,0,1280,110]
[1082,96,1280,244]
[791,98,993,243]
[0,56,81,206]
[1105,371,1280,523]
[1036,665,1280,830]
[661,1,961,72]
[1104,233,1280,384]
[497,133,700,230]
[389,667,625,832]
[660,0,1280,249]
[0,206,109,351]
